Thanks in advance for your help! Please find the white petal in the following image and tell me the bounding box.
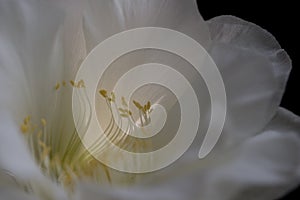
[82,0,210,51]
[0,187,39,200]
[155,108,300,200]
[192,108,300,200]
[0,0,83,117]
[0,0,64,182]
[207,16,292,145]
[76,183,182,200]
[0,112,41,182]
[77,108,300,200]
[0,2,75,197]
[0,0,87,175]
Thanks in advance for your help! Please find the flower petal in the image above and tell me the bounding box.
[76,182,182,200]
[0,112,41,183]
[77,108,300,200]
[0,2,74,198]
[0,187,39,200]
[0,0,69,116]
[192,108,300,200]
[0,0,88,117]
[0,0,67,185]
[82,0,210,51]
[207,16,292,145]
[0,0,88,170]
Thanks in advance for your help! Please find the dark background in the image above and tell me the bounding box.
[197,1,299,199]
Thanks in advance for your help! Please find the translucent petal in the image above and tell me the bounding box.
[207,16,292,145]
[0,0,70,117]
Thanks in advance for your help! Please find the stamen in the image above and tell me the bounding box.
[24,115,31,125]
[77,80,85,88]
[38,140,51,161]
[20,123,29,134]
[133,100,152,126]
[20,116,32,134]
[70,80,86,88]
[133,100,143,110]
[111,92,115,102]
[41,118,47,127]
[18,81,107,190]
[70,80,75,87]
[99,89,152,127]
[55,83,60,90]
[19,84,146,191]
[99,89,108,98]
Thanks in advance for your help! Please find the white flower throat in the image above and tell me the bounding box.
[19,80,152,190]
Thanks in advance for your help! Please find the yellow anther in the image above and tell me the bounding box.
[41,118,47,127]
[55,83,60,90]
[77,80,85,88]
[146,101,151,111]
[118,108,132,118]
[133,100,143,110]
[20,116,33,134]
[99,89,108,98]
[121,97,128,107]
[70,80,75,87]
[23,116,31,125]
[119,108,125,113]
[38,140,51,160]
[62,81,66,87]
[20,124,29,134]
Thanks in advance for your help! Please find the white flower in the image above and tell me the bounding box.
[0,0,300,200]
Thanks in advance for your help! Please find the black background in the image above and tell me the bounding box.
[196,1,299,199]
